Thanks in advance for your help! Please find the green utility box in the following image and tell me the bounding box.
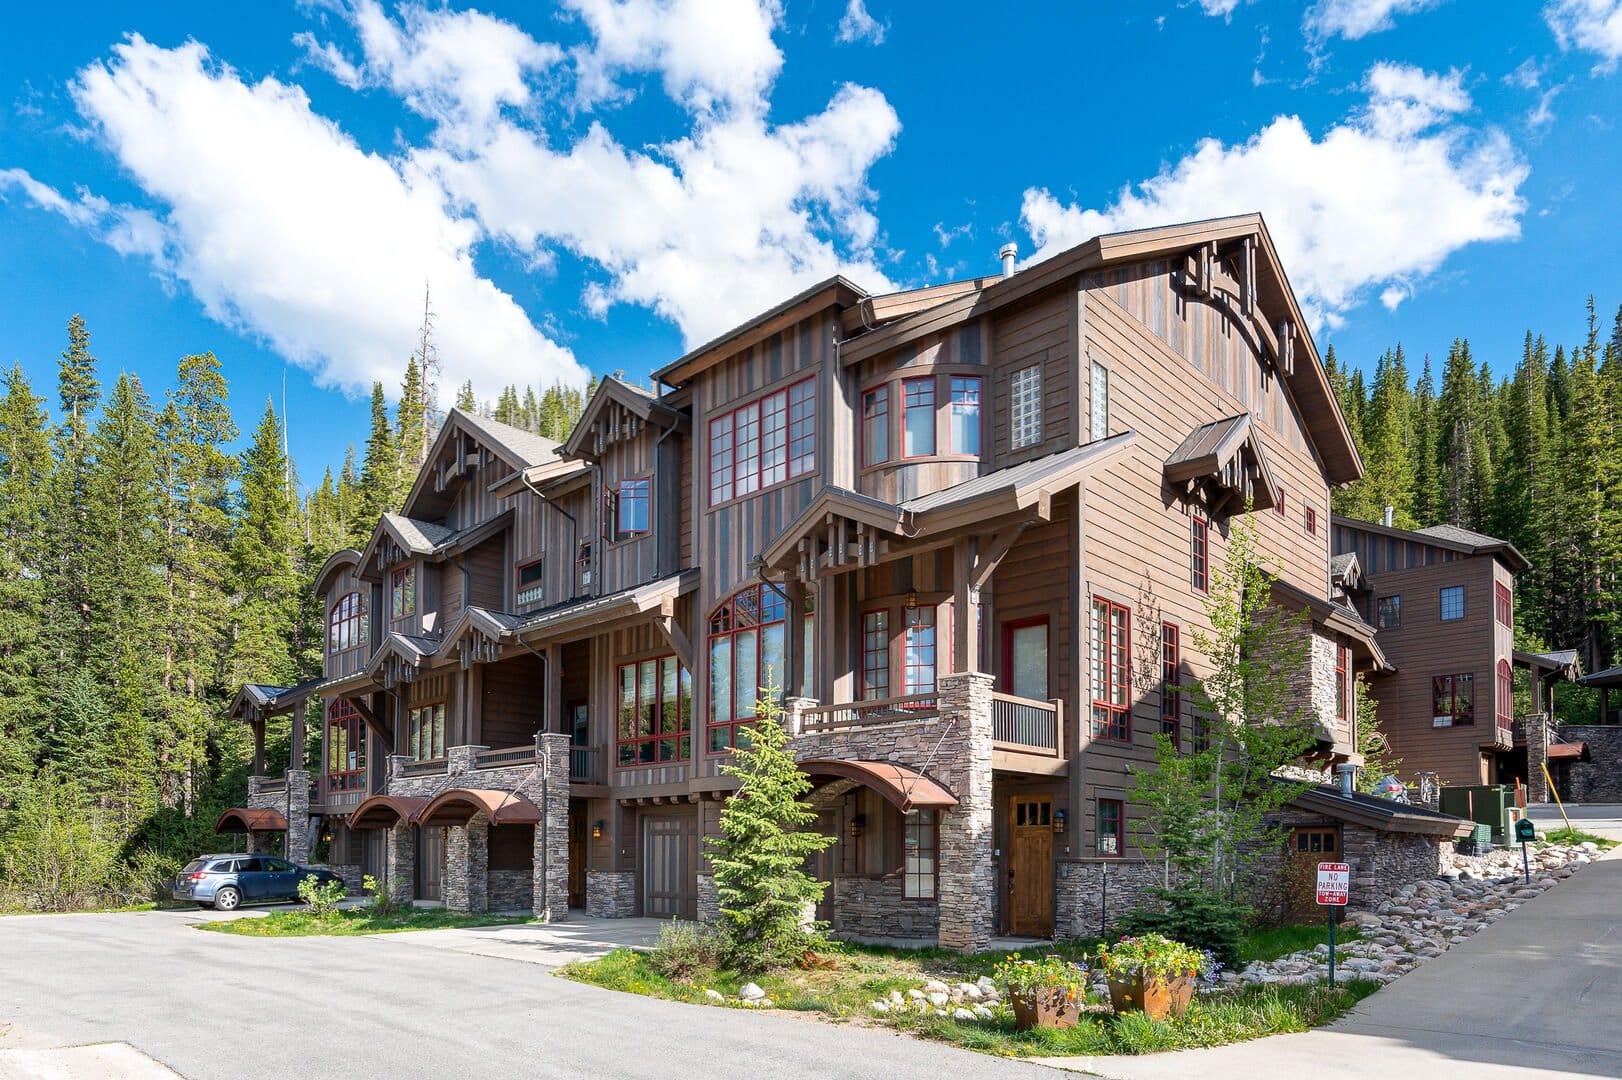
[1440,785,1516,845]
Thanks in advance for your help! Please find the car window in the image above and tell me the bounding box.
[206,859,236,873]
[235,857,264,873]
[264,857,295,873]
[182,859,207,874]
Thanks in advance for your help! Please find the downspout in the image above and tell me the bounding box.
[653,420,680,580]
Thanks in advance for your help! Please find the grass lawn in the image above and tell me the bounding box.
[196,906,536,937]
[1239,922,1364,965]
[1543,828,1619,850]
[558,936,1381,1057]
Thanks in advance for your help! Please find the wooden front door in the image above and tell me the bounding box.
[1008,796,1054,937]
[567,800,587,908]
[641,812,698,919]
[1284,826,1339,920]
[416,826,445,902]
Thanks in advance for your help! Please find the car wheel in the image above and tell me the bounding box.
[214,886,242,912]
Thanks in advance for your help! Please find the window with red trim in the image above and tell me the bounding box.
[1432,673,1474,726]
[1161,622,1179,741]
[1190,515,1209,593]
[1091,597,1130,741]
[903,607,936,695]
[1305,505,1317,535]
[328,591,368,653]
[862,385,889,466]
[326,699,366,792]
[949,376,982,455]
[1335,643,1350,724]
[605,476,650,541]
[708,379,815,503]
[902,377,935,457]
[616,655,691,766]
[1275,486,1287,516]
[390,566,416,618]
[708,584,786,750]
[1096,798,1124,857]
[862,609,890,699]
[1496,660,1513,728]
[1495,583,1513,628]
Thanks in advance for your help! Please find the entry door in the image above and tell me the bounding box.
[1284,827,1339,920]
[642,813,698,919]
[567,800,587,909]
[417,826,445,902]
[1008,796,1054,937]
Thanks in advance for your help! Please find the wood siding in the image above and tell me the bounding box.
[480,653,545,749]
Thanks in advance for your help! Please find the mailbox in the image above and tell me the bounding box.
[1515,817,1537,844]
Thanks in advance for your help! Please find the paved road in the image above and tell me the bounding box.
[1526,802,1622,840]
[1043,844,1622,1079]
[0,909,1052,1080]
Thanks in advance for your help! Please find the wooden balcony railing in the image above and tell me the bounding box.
[476,745,537,770]
[571,744,602,784]
[991,692,1063,755]
[256,776,287,794]
[401,758,447,778]
[800,692,940,733]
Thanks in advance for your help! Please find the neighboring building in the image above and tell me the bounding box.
[223,213,1387,949]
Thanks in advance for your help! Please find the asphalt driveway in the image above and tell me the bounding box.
[0,908,1052,1080]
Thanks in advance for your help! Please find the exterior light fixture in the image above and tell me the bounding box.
[592,820,604,839]
[849,814,866,839]
[906,588,918,610]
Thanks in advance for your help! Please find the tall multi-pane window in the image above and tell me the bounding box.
[1432,673,1474,726]
[949,376,981,454]
[707,584,786,750]
[1305,505,1318,535]
[903,809,937,899]
[903,607,937,696]
[707,379,816,503]
[390,566,416,618]
[1190,515,1209,593]
[1377,595,1401,628]
[1160,622,1179,740]
[1096,798,1124,857]
[408,702,446,761]
[616,655,691,766]
[1275,486,1287,517]
[1089,361,1109,441]
[1091,597,1130,741]
[1011,365,1042,449]
[862,386,889,466]
[1440,586,1465,621]
[1496,660,1514,729]
[328,591,368,653]
[1335,643,1350,724]
[1495,583,1513,628]
[902,378,935,457]
[861,610,890,699]
[615,477,651,538]
[326,699,365,792]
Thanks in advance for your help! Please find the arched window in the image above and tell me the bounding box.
[1496,659,1514,729]
[328,591,368,654]
[327,699,366,792]
[708,584,786,751]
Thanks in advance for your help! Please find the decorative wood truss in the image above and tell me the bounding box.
[1163,413,1280,517]
[1174,237,1299,386]
[562,376,687,461]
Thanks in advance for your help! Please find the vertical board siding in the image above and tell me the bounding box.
[479,653,545,748]
[989,289,1074,467]
[599,428,661,594]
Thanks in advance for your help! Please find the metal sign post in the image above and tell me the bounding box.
[1515,817,1537,883]
[1316,861,1351,986]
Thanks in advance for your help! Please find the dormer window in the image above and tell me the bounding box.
[605,477,651,541]
[390,566,416,618]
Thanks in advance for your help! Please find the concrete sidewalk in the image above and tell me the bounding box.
[1037,846,1622,1079]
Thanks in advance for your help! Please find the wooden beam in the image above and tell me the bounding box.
[969,523,1029,591]
[655,599,696,672]
[345,694,393,753]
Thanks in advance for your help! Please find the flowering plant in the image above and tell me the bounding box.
[993,954,1090,996]
[1094,933,1208,981]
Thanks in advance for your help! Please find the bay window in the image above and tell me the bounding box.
[862,385,889,466]
[903,377,935,457]
[949,376,981,454]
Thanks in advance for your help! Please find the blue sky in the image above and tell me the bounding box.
[2,0,1620,485]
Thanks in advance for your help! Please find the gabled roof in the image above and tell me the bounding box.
[1270,577,1391,672]
[356,508,514,577]
[1283,782,1473,838]
[511,571,695,645]
[902,434,1136,517]
[364,631,440,677]
[382,513,458,554]
[1578,663,1622,689]
[313,549,363,599]
[398,407,565,521]
[1163,413,1280,515]
[1515,648,1580,681]
[561,375,684,459]
[1331,515,1531,573]
[654,276,867,387]
[1329,551,1361,586]
[451,409,566,471]
[227,676,325,721]
[837,213,1363,486]
[439,606,526,653]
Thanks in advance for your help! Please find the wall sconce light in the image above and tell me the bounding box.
[592,820,604,839]
[1052,809,1067,835]
[906,588,918,610]
[849,814,866,839]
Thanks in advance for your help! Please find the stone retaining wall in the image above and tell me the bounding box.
[829,875,939,940]
[1556,725,1622,803]
[1055,858,1169,938]
[587,868,637,918]
[488,869,534,912]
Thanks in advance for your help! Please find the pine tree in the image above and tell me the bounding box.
[396,357,428,482]
[1435,339,1491,528]
[454,380,476,412]
[0,364,53,786]
[1410,355,1440,525]
[360,382,398,522]
[231,401,304,689]
[45,316,103,667]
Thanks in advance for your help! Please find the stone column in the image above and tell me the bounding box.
[388,754,414,781]
[446,744,487,776]
[784,696,817,738]
[531,732,571,921]
[387,820,416,903]
[1526,712,1551,804]
[284,768,313,864]
[445,812,490,913]
[934,672,995,953]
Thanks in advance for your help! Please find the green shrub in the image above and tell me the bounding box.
[647,919,726,981]
[362,873,403,917]
[0,769,129,911]
[1111,887,1248,971]
[297,874,347,916]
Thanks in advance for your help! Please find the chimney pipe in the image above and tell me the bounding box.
[998,243,1018,279]
[1383,505,1394,528]
[1334,763,1357,796]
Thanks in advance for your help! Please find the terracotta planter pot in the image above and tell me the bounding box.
[1107,973,1196,1020]
[1008,986,1082,1031]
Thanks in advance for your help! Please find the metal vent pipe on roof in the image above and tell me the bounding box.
[1383,505,1395,527]
[999,243,1018,279]
[1335,763,1357,796]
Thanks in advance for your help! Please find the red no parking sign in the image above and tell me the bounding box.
[1316,861,1349,906]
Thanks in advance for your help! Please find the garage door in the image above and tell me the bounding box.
[642,813,697,919]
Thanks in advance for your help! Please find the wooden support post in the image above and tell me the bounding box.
[953,538,975,674]
[289,700,306,773]
[786,579,807,697]
[252,716,266,777]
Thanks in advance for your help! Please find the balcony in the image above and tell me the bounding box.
[991,692,1062,755]
[793,687,1065,776]
[800,693,940,732]
[570,744,603,785]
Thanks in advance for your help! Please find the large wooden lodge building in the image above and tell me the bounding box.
[226,214,1399,949]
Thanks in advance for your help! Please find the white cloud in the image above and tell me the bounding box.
[1197,0,1245,17]
[1019,62,1526,327]
[1304,0,1440,41]
[1546,0,1622,71]
[0,167,174,268]
[60,35,583,400]
[836,0,887,44]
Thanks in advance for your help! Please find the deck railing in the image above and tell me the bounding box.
[800,692,941,732]
[256,776,287,794]
[570,744,602,784]
[401,758,447,778]
[475,745,538,770]
[991,692,1063,755]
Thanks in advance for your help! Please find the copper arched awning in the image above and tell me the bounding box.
[348,795,428,829]
[214,807,288,834]
[799,759,958,812]
[416,788,542,827]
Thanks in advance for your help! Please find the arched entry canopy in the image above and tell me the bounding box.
[214,808,288,834]
[798,759,958,813]
[417,788,542,827]
[347,795,428,829]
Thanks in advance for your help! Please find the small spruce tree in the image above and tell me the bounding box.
[705,689,837,973]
